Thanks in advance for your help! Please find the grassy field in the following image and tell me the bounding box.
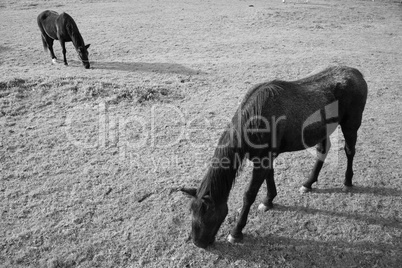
[1,0,402,267]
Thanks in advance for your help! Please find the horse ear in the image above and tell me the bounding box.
[180,187,197,198]
[85,44,90,49]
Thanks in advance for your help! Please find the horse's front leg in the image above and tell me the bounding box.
[59,39,68,65]
[228,166,270,243]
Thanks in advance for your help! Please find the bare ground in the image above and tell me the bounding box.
[1,0,402,267]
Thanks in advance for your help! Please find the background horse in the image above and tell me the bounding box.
[181,66,367,248]
[37,10,90,69]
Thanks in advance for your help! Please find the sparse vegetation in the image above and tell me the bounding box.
[0,0,401,267]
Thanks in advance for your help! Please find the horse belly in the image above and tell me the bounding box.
[303,121,337,147]
[279,108,339,152]
[279,122,334,153]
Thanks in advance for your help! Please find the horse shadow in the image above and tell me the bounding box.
[85,60,205,75]
[0,45,11,65]
[0,45,10,53]
[312,185,402,197]
[205,197,401,266]
[200,186,402,266]
[274,203,401,229]
[278,185,402,229]
[209,233,400,267]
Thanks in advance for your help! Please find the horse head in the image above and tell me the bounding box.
[77,44,90,69]
[181,187,228,248]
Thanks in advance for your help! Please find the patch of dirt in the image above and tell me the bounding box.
[1,0,401,267]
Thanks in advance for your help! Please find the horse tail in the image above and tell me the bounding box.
[37,12,49,52]
[40,35,48,52]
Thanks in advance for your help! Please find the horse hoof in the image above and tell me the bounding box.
[227,234,243,244]
[299,186,312,194]
[343,185,353,192]
[258,203,273,212]
[52,59,57,64]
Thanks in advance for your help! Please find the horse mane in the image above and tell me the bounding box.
[64,14,85,48]
[196,129,242,204]
[196,81,284,204]
[239,81,284,129]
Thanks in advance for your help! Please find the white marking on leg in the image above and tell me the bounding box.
[227,234,236,243]
[258,203,269,211]
[299,186,312,194]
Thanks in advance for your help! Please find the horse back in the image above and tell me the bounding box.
[244,66,367,154]
[55,12,82,42]
[289,66,367,121]
[299,66,367,104]
[288,66,366,150]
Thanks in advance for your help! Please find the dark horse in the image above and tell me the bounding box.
[181,66,367,248]
[37,10,90,69]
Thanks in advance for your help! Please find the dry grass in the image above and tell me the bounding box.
[1,0,401,267]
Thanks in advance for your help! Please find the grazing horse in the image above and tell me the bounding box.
[181,66,367,248]
[37,10,90,69]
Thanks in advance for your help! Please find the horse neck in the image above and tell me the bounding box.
[67,22,84,48]
[198,129,244,204]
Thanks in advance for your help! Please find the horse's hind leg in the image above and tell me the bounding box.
[341,127,358,190]
[340,107,364,191]
[48,40,57,63]
[258,169,277,211]
[42,36,57,62]
[228,165,270,243]
[300,138,331,193]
